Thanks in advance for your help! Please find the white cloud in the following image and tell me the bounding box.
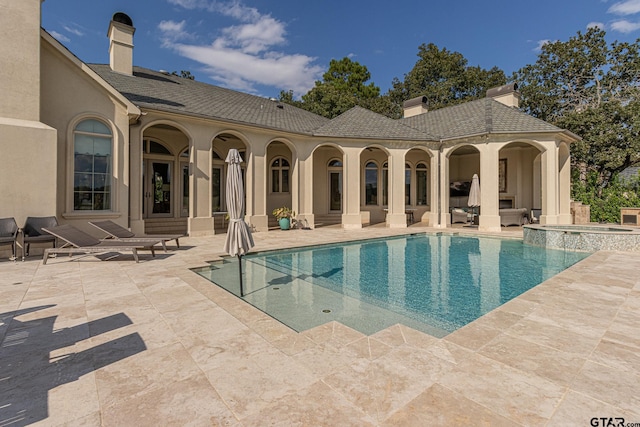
[160,0,323,95]
[611,19,640,32]
[534,39,551,52]
[50,31,70,43]
[608,0,640,15]
[173,42,323,94]
[587,21,605,29]
[63,25,83,37]
[158,20,193,44]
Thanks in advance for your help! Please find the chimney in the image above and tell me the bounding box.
[486,83,520,108]
[403,95,428,118]
[108,12,135,75]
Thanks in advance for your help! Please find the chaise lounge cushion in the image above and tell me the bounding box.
[499,208,528,227]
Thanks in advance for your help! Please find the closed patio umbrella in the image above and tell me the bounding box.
[468,174,480,224]
[223,148,254,296]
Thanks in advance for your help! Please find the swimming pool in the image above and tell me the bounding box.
[193,233,590,337]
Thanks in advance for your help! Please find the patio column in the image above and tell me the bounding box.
[478,145,501,232]
[558,142,572,224]
[437,149,450,227]
[342,147,362,229]
[540,146,559,225]
[248,141,269,232]
[296,146,315,229]
[387,148,407,228]
[427,150,442,227]
[188,129,214,236]
[129,127,144,235]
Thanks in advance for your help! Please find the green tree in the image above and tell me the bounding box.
[280,57,381,119]
[171,70,195,80]
[514,27,640,191]
[387,43,506,118]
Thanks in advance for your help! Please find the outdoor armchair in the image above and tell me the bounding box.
[21,216,58,261]
[41,224,161,264]
[0,217,19,261]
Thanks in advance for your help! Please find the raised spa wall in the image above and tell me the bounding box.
[523,225,640,252]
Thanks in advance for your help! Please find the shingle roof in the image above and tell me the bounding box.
[89,64,568,143]
[400,98,563,140]
[89,65,330,134]
[313,106,437,141]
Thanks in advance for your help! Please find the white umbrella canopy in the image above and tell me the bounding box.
[223,149,254,257]
[468,174,480,208]
[467,174,480,225]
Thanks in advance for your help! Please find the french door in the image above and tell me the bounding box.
[143,160,172,217]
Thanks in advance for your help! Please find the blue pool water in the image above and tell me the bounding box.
[193,233,590,337]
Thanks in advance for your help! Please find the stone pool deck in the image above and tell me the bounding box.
[1,225,639,426]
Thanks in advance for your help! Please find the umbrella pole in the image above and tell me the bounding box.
[237,254,244,297]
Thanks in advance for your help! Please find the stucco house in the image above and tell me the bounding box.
[0,2,579,244]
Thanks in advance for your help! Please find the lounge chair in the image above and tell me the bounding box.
[0,217,19,261]
[499,208,528,227]
[89,220,182,250]
[21,216,58,261]
[451,208,469,224]
[41,224,161,264]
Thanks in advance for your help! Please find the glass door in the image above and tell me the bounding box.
[144,161,172,217]
[329,171,342,212]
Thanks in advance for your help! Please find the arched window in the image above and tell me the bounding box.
[405,163,412,205]
[73,119,112,210]
[271,157,290,193]
[416,163,428,205]
[365,161,378,205]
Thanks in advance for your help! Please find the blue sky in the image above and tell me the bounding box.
[42,0,640,99]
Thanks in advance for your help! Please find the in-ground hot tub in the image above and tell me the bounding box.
[523,224,640,252]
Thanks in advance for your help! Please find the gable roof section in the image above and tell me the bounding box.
[400,98,564,140]
[41,30,141,117]
[89,65,329,134]
[313,106,437,141]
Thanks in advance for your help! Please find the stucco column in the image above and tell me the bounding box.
[0,0,57,225]
[427,150,442,227]
[558,142,572,224]
[188,131,214,236]
[540,147,559,225]
[342,147,362,229]
[438,149,451,227]
[128,127,145,234]
[248,143,269,232]
[387,148,407,228]
[478,145,501,232]
[296,146,315,229]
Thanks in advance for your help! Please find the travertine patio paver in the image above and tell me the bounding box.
[1,225,639,426]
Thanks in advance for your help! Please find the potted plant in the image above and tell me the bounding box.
[272,207,295,230]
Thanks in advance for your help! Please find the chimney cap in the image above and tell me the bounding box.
[486,83,518,98]
[402,95,428,109]
[112,12,133,27]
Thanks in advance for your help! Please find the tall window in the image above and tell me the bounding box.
[271,157,290,193]
[365,161,378,205]
[73,119,112,210]
[405,163,411,205]
[416,163,428,205]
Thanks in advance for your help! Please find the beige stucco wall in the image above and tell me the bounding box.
[0,118,57,226]
[40,39,132,235]
[0,0,41,121]
[0,1,57,229]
